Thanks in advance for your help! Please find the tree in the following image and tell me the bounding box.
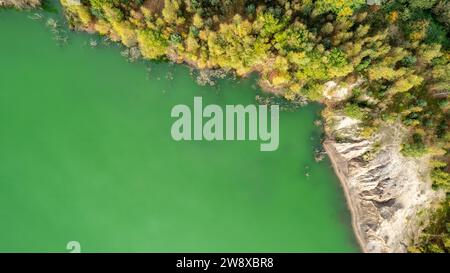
[368,66,406,81]
[94,19,111,35]
[313,0,366,18]
[433,1,450,29]
[162,0,184,25]
[344,103,367,120]
[431,168,450,190]
[387,74,423,94]
[418,44,443,64]
[136,29,168,59]
[274,22,315,55]
[408,0,438,10]
[111,20,137,47]
[401,133,428,157]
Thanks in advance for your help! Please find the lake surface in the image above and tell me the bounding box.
[0,8,358,252]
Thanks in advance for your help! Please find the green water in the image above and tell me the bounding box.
[0,9,358,252]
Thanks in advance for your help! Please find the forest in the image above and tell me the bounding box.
[52,0,450,252]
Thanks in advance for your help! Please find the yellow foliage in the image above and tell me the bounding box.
[360,126,377,139]
[140,6,152,18]
[111,21,137,47]
[162,0,180,25]
[75,5,92,26]
[289,83,301,93]
[419,44,443,64]
[388,11,399,23]
[199,30,209,41]
[368,66,406,81]
[185,35,200,53]
[272,72,291,86]
[409,20,429,42]
[94,19,111,35]
[193,13,203,28]
[388,74,423,94]
[136,30,168,59]
[284,90,297,101]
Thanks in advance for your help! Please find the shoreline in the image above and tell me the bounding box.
[53,4,445,252]
[57,9,372,252]
[102,24,371,251]
[322,140,367,253]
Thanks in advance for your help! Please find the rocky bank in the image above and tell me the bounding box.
[0,0,40,8]
[323,114,444,252]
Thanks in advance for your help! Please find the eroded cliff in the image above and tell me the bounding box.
[0,0,40,8]
[323,115,444,252]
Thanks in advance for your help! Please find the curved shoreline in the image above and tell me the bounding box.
[323,140,367,253]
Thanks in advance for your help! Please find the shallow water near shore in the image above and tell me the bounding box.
[0,9,358,252]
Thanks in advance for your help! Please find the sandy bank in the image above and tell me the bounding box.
[323,140,367,253]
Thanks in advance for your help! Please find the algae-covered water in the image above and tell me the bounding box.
[0,8,358,252]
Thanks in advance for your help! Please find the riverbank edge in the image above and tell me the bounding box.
[322,140,367,253]
[59,15,421,253]
[35,2,443,252]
